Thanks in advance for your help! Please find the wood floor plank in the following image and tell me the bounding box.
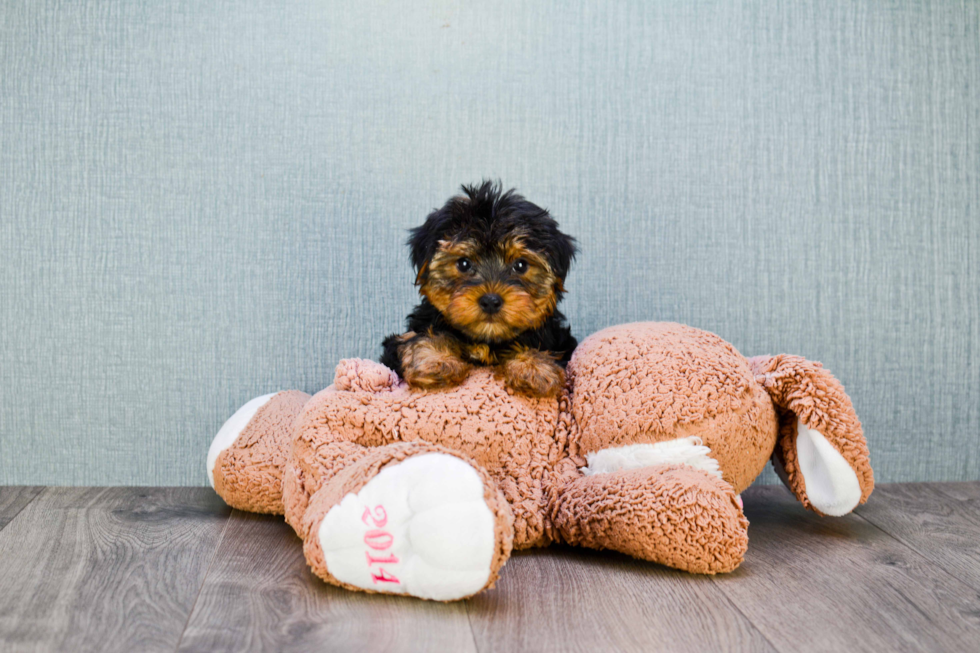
[177,511,478,653]
[4,483,978,652]
[466,545,775,653]
[930,480,980,502]
[711,486,980,653]
[854,482,980,592]
[0,487,230,653]
[0,487,44,530]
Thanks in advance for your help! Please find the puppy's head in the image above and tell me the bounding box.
[408,181,576,342]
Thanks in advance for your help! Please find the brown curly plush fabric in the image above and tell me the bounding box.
[749,354,874,514]
[209,321,874,600]
[552,464,748,573]
[286,362,568,549]
[567,322,777,494]
[213,390,310,514]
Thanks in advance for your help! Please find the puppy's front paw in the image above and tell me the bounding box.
[501,349,564,398]
[401,335,472,390]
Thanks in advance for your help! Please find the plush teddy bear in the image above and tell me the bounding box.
[207,322,873,601]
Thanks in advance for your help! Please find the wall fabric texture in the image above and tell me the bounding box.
[1,0,977,485]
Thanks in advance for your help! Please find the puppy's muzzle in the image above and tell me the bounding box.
[478,293,504,315]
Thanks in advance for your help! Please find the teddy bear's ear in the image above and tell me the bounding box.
[749,355,874,516]
[777,417,863,517]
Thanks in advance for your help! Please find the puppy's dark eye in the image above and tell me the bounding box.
[456,258,472,273]
[512,259,529,274]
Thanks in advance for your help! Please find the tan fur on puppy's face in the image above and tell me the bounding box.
[419,237,560,342]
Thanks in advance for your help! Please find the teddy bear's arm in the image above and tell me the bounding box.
[749,355,874,516]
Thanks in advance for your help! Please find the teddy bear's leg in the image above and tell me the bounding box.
[208,390,312,514]
[283,439,378,535]
[749,355,874,516]
[208,359,402,515]
[551,463,748,574]
[299,442,514,601]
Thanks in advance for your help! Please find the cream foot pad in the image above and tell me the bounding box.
[318,453,496,601]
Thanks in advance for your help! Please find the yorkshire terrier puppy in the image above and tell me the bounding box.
[381,181,577,398]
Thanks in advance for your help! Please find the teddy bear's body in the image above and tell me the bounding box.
[209,322,872,601]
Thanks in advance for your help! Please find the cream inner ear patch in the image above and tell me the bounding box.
[318,453,496,601]
[795,418,862,516]
[581,437,723,479]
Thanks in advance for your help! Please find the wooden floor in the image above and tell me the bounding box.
[0,483,978,652]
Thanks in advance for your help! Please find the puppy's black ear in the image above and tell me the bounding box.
[408,221,433,276]
[408,203,452,279]
[547,229,577,281]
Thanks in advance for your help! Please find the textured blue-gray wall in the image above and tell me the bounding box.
[1,0,977,485]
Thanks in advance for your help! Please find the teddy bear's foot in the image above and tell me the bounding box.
[302,446,513,601]
[552,463,748,574]
[208,390,311,514]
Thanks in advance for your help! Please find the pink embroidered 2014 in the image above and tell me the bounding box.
[361,504,400,584]
[363,529,393,550]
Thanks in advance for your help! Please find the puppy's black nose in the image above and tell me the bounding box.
[478,293,504,314]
